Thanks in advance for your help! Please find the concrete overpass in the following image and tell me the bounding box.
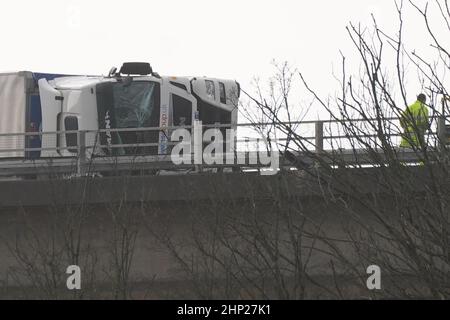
[0,165,444,299]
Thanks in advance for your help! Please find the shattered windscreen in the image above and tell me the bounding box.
[96,80,161,155]
[112,81,158,128]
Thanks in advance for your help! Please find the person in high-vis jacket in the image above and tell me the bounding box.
[400,94,430,149]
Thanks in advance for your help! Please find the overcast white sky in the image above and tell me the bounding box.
[0,0,447,119]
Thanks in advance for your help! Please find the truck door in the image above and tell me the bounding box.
[159,85,197,155]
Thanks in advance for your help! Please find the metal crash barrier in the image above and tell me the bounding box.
[0,116,448,179]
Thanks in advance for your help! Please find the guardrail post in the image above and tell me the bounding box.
[437,115,446,152]
[77,130,87,175]
[315,121,324,154]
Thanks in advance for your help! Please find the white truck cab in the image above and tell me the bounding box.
[37,63,240,157]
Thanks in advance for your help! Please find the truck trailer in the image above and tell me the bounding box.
[0,71,71,158]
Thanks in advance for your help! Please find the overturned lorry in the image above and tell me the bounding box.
[0,63,240,159]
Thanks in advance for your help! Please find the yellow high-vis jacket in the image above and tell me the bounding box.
[400,100,429,148]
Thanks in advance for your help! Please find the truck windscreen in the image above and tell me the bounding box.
[112,81,159,128]
[96,81,161,155]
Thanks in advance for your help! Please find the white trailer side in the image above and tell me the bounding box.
[0,72,29,158]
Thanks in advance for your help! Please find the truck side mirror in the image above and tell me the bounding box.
[108,67,117,77]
